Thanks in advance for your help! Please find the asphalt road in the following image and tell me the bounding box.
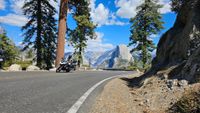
[0,71,132,113]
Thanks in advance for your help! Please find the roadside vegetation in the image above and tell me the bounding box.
[16,61,32,70]
[0,31,19,67]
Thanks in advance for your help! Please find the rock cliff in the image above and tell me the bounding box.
[151,0,200,83]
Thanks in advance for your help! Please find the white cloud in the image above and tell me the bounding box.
[0,14,28,26]
[159,0,172,14]
[66,32,114,52]
[90,3,109,26]
[0,0,27,27]
[115,0,172,19]
[89,0,127,26]
[1,0,58,27]
[11,0,25,14]
[86,32,115,52]
[10,0,59,14]
[105,13,128,26]
[0,0,5,10]
[115,0,143,19]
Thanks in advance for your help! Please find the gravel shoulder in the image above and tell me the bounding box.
[90,72,200,113]
[90,73,141,113]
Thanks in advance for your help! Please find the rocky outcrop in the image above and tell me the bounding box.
[151,0,200,83]
[8,64,22,71]
[26,65,40,71]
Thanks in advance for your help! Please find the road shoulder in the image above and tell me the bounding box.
[90,73,141,113]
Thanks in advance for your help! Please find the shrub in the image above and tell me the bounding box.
[16,61,32,70]
[126,66,137,71]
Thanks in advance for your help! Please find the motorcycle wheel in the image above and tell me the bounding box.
[66,69,70,72]
[56,69,60,73]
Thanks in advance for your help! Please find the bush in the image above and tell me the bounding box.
[126,66,137,71]
[82,64,90,67]
[16,61,32,70]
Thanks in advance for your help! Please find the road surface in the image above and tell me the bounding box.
[0,71,132,113]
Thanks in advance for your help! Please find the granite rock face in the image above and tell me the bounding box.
[151,0,200,83]
[94,44,133,68]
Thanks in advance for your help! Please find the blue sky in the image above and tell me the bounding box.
[0,0,176,52]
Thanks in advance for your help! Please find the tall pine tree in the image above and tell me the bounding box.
[22,0,57,69]
[68,0,96,67]
[129,0,164,69]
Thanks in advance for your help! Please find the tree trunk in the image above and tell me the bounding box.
[55,0,68,67]
[36,0,42,68]
[78,46,82,68]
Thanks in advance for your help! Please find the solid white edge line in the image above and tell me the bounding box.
[66,74,127,113]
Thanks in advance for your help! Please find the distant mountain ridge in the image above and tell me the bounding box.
[65,44,133,68]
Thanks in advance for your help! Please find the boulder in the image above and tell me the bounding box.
[8,64,22,71]
[26,65,40,71]
[49,68,56,71]
[178,80,188,88]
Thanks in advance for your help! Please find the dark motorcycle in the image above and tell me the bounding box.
[56,55,78,73]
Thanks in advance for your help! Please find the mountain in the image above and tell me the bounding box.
[93,44,133,68]
[64,51,103,66]
[84,51,104,65]
[65,44,133,68]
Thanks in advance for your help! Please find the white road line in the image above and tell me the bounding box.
[67,74,127,113]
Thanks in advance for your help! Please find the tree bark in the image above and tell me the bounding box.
[36,0,42,68]
[55,0,68,67]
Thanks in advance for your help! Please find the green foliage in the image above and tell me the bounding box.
[129,0,164,69]
[82,64,90,68]
[128,58,151,72]
[169,89,200,113]
[16,61,32,70]
[68,0,96,67]
[126,65,138,71]
[0,32,19,67]
[22,0,57,69]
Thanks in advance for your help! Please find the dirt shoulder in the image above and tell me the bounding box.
[90,73,141,113]
[90,72,200,113]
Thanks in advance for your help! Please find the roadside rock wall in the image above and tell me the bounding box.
[151,0,200,83]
